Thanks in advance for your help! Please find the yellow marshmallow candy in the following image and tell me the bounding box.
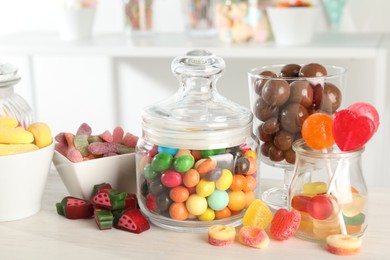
[27,122,52,148]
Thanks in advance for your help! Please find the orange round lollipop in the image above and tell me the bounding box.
[301,113,335,150]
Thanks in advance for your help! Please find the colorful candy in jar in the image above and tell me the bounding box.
[139,145,258,222]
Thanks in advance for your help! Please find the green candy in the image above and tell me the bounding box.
[151,152,173,172]
[343,212,365,226]
[200,148,226,158]
[144,164,158,179]
[173,155,194,173]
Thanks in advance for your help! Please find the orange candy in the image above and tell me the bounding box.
[169,202,189,220]
[230,174,247,191]
[182,169,200,188]
[301,113,335,150]
[243,175,257,192]
[228,190,246,211]
[196,158,217,175]
[244,156,257,175]
[169,186,190,203]
[215,207,232,219]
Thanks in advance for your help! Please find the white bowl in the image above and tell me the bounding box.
[0,141,55,221]
[53,151,136,200]
[267,6,319,46]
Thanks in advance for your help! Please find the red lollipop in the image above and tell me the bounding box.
[348,102,380,132]
[332,109,376,151]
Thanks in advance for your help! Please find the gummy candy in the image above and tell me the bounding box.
[326,234,362,256]
[115,208,150,234]
[332,109,375,151]
[270,208,301,241]
[76,122,92,136]
[301,113,334,150]
[307,194,335,220]
[242,199,273,230]
[94,209,113,230]
[239,226,270,249]
[112,126,124,144]
[56,196,93,219]
[303,181,327,195]
[208,225,236,246]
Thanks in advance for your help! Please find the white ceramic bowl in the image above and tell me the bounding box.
[267,6,319,46]
[0,141,55,222]
[53,151,136,200]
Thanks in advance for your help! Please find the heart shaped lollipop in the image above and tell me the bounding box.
[332,109,376,151]
[348,102,380,132]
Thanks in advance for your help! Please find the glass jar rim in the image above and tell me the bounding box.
[248,64,347,82]
[292,139,364,159]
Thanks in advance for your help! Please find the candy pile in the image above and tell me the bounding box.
[0,116,52,155]
[55,123,138,162]
[207,199,301,248]
[139,145,258,222]
[56,182,150,234]
[252,63,342,164]
[275,0,312,7]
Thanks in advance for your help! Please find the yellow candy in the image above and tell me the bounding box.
[198,208,215,221]
[0,126,34,144]
[243,150,257,159]
[0,143,39,156]
[0,116,19,128]
[196,179,215,197]
[303,181,327,195]
[242,199,273,229]
[186,194,207,216]
[215,169,233,190]
[27,122,52,148]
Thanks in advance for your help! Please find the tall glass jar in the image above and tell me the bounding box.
[289,139,368,243]
[136,50,260,232]
[0,61,33,128]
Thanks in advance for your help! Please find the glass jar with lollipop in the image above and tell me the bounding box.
[289,102,380,243]
[247,63,345,209]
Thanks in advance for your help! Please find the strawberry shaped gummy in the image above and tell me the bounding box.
[56,196,94,219]
[270,208,301,241]
[114,208,150,234]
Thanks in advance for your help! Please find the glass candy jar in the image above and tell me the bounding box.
[289,139,368,242]
[0,61,33,128]
[136,50,260,232]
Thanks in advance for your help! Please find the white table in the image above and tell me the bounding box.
[0,168,388,260]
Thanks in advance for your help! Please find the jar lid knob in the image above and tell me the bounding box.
[0,61,21,87]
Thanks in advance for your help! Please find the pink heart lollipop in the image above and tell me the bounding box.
[332,109,376,151]
[348,102,380,132]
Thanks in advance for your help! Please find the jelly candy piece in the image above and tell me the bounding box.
[55,142,68,156]
[291,194,312,212]
[332,109,376,151]
[112,126,124,144]
[88,142,133,155]
[115,208,150,234]
[64,133,83,162]
[151,152,173,172]
[239,226,270,249]
[0,126,34,144]
[27,122,52,148]
[92,192,112,209]
[343,213,365,226]
[56,196,93,219]
[301,113,334,150]
[340,193,366,217]
[94,209,113,230]
[307,194,335,220]
[303,181,327,195]
[88,135,102,143]
[76,122,92,136]
[74,134,90,157]
[270,208,301,241]
[348,102,380,132]
[242,199,273,229]
[0,116,19,128]
[208,225,236,246]
[326,234,362,256]
[99,130,113,143]
[55,132,67,144]
[173,154,194,173]
[92,182,113,196]
[122,132,139,148]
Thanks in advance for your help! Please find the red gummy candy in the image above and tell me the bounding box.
[76,122,92,137]
[307,194,334,220]
[92,192,112,208]
[332,109,376,151]
[99,130,113,143]
[112,127,124,144]
[123,132,139,148]
[116,209,150,234]
[270,209,301,241]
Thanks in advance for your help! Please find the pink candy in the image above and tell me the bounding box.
[55,123,138,162]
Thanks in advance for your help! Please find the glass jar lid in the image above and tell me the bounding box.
[0,61,21,87]
[142,50,253,150]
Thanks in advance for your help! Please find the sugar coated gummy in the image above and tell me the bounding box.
[239,226,270,249]
[242,199,273,230]
[208,225,236,246]
[326,234,362,256]
[270,208,301,241]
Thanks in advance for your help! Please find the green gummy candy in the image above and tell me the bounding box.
[74,134,89,156]
[95,210,113,230]
[344,212,365,225]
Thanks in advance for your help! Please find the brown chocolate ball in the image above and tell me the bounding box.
[253,97,278,121]
[262,117,280,135]
[269,145,284,161]
[280,103,309,133]
[273,130,294,151]
[321,82,342,113]
[262,79,290,106]
[299,63,327,77]
[311,84,323,111]
[280,64,301,78]
[257,124,273,142]
[255,70,277,95]
[260,142,272,157]
[285,149,296,164]
[289,80,313,108]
